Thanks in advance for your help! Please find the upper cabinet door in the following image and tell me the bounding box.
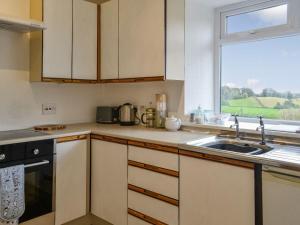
[43,0,72,79]
[119,0,165,79]
[101,0,119,80]
[72,0,98,80]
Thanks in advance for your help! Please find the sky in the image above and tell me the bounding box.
[222,4,300,94]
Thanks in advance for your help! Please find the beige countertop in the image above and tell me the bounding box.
[50,123,212,147]
[1,123,300,170]
[0,123,212,147]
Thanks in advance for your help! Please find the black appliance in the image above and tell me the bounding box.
[0,139,54,223]
[96,106,120,124]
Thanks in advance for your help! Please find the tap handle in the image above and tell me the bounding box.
[257,115,264,125]
[231,114,239,123]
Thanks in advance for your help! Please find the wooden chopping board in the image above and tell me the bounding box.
[34,124,66,131]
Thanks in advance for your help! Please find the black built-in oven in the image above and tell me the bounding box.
[0,139,55,222]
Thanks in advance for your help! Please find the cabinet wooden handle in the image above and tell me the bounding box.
[128,208,168,225]
[128,184,179,206]
[128,160,179,177]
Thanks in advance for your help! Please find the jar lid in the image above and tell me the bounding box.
[145,108,156,113]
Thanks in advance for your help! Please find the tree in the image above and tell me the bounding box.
[241,88,255,97]
[286,91,293,100]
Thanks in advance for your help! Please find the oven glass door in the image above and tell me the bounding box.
[20,156,54,223]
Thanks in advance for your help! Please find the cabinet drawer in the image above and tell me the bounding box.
[128,166,178,199]
[128,146,178,171]
[128,190,178,225]
[128,214,150,225]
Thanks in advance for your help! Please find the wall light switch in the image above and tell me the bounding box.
[42,103,56,115]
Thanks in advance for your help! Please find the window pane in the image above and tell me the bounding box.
[226,4,288,34]
[221,35,300,121]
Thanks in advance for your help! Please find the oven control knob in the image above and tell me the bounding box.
[0,154,5,161]
[33,149,40,155]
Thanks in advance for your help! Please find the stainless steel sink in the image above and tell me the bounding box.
[186,137,273,155]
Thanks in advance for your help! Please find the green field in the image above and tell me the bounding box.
[222,97,300,120]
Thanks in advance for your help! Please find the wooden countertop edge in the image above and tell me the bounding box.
[60,133,255,169]
[54,132,255,169]
[128,140,179,154]
[179,149,255,169]
[56,134,88,143]
[91,134,128,145]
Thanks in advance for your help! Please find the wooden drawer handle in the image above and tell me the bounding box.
[128,160,179,177]
[128,184,179,206]
[128,208,168,225]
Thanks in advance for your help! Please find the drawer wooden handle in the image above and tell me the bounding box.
[128,160,179,177]
[128,184,179,206]
[128,208,168,225]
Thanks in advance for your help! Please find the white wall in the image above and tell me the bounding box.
[99,81,184,116]
[184,0,215,114]
[184,0,244,114]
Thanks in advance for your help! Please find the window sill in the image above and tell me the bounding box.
[182,121,300,139]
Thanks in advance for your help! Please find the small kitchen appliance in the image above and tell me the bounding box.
[155,94,167,128]
[141,108,156,128]
[119,103,139,126]
[96,106,119,124]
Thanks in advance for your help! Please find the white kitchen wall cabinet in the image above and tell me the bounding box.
[180,155,255,225]
[91,137,128,225]
[100,0,119,80]
[118,0,165,79]
[100,0,185,82]
[42,0,73,79]
[30,0,98,82]
[72,0,98,80]
[55,136,88,225]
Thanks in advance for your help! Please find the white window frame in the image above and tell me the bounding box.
[214,0,300,125]
[221,0,290,41]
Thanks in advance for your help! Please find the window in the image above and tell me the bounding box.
[216,0,300,123]
[226,4,288,34]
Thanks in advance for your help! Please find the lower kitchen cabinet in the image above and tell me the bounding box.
[55,136,88,225]
[180,155,255,225]
[91,139,128,225]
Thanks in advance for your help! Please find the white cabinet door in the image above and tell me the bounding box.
[55,139,88,225]
[263,169,300,225]
[72,0,98,80]
[101,0,119,80]
[119,0,165,78]
[43,0,72,79]
[180,156,255,225]
[91,140,127,225]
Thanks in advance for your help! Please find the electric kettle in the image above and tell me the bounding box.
[119,103,139,126]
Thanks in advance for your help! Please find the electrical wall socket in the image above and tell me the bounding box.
[42,103,56,115]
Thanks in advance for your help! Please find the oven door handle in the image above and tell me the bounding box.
[24,160,50,168]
